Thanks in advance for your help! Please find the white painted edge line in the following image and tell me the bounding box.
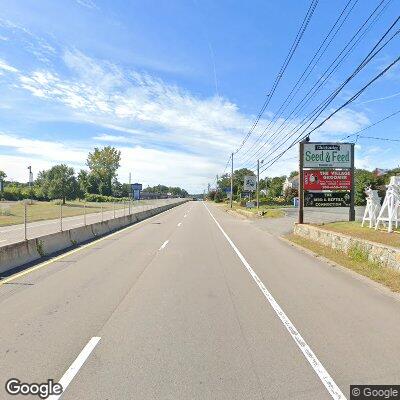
[159,240,169,250]
[203,203,346,400]
[177,222,182,227]
[48,336,101,400]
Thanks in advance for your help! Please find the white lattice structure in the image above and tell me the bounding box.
[375,176,400,233]
[362,187,381,228]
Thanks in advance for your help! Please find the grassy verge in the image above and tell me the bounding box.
[0,200,127,226]
[217,202,285,218]
[286,233,400,293]
[316,221,400,249]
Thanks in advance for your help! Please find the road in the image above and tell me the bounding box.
[1,201,399,399]
[252,206,366,237]
[0,199,180,247]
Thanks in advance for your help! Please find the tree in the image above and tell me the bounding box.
[354,169,383,206]
[268,176,286,198]
[87,146,121,196]
[0,170,6,180]
[41,164,79,204]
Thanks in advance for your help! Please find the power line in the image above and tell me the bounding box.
[355,135,400,142]
[257,17,400,171]
[341,109,400,140]
[231,0,319,156]
[235,0,358,163]
[260,53,400,174]
[238,0,393,169]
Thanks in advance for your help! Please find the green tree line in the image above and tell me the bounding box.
[0,146,188,202]
[212,167,400,206]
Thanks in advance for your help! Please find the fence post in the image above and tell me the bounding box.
[129,199,131,215]
[101,204,104,222]
[113,202,116,219]
[84,201,87,226]
[60,202,63,232]
[24,201,27,240]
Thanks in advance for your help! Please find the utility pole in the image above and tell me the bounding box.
[230,152,233,208]
[256,159,260,209]
[27,166,33,188]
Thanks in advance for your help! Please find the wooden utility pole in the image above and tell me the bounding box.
[256,159,260,209]
[349,143,355,221]
[299,142,304,224]
[230,153,233,208]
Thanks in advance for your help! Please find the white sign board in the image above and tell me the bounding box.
[303,143,352,168]
[243,175,257,191]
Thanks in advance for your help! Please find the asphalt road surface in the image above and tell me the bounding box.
[0,200,180,247]
[1,201,399,399]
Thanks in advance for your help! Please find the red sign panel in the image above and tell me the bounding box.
[303,170,351,190]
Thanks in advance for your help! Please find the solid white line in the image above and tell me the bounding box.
[48,336,101,399]
[203,203,346,400]
[159,240,169,250]
[177,222,182,227]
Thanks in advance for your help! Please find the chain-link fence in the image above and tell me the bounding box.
[0,198,183,244]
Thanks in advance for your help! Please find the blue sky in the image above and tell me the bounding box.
[0,0,399,193]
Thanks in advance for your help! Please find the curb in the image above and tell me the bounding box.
[279,235,400,303]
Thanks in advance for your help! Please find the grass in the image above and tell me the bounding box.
[0,200,128,226]
[219,202,285,218]
[315,221,400,249]
[286,233,400,293]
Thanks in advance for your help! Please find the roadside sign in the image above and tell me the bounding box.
[304,191,351,207]
[299,141,355,223]
[303,143,352,168]
[303,170,351,191]
[131,183,142,200]
[243,175,256,191]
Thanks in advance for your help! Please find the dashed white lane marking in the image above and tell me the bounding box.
[159,240,169,250]
[203,203,346,400]
[177,222,182,227]
[48,337,101,399]
[184,214,187,218]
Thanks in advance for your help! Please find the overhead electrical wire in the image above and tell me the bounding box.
[230,0,319,157]
[255,16,400,172]
[235,0,358,164]
[259,54,400,174]
[341,109,400,141]
[237,0,393,170]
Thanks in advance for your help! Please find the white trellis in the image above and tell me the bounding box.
[362,187,381,228]
[375,176,400,233]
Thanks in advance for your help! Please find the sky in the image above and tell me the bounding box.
[0,0,399,193]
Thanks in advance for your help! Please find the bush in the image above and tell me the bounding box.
[84,193,129,202]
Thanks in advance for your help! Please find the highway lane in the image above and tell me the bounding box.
[1,201,400,399]
[0,199,179,246]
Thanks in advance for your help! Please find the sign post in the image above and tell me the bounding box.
[299,142,304,224]
[299,142,354,224]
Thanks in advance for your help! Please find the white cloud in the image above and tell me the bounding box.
[318,109,370,134]
[0,59,18,73]
[0,132,87,166]
[75,0,98,9]
[3,48,380,191]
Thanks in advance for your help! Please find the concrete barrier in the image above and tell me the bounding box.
[0,200,188,274]
[0,239,39,273]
